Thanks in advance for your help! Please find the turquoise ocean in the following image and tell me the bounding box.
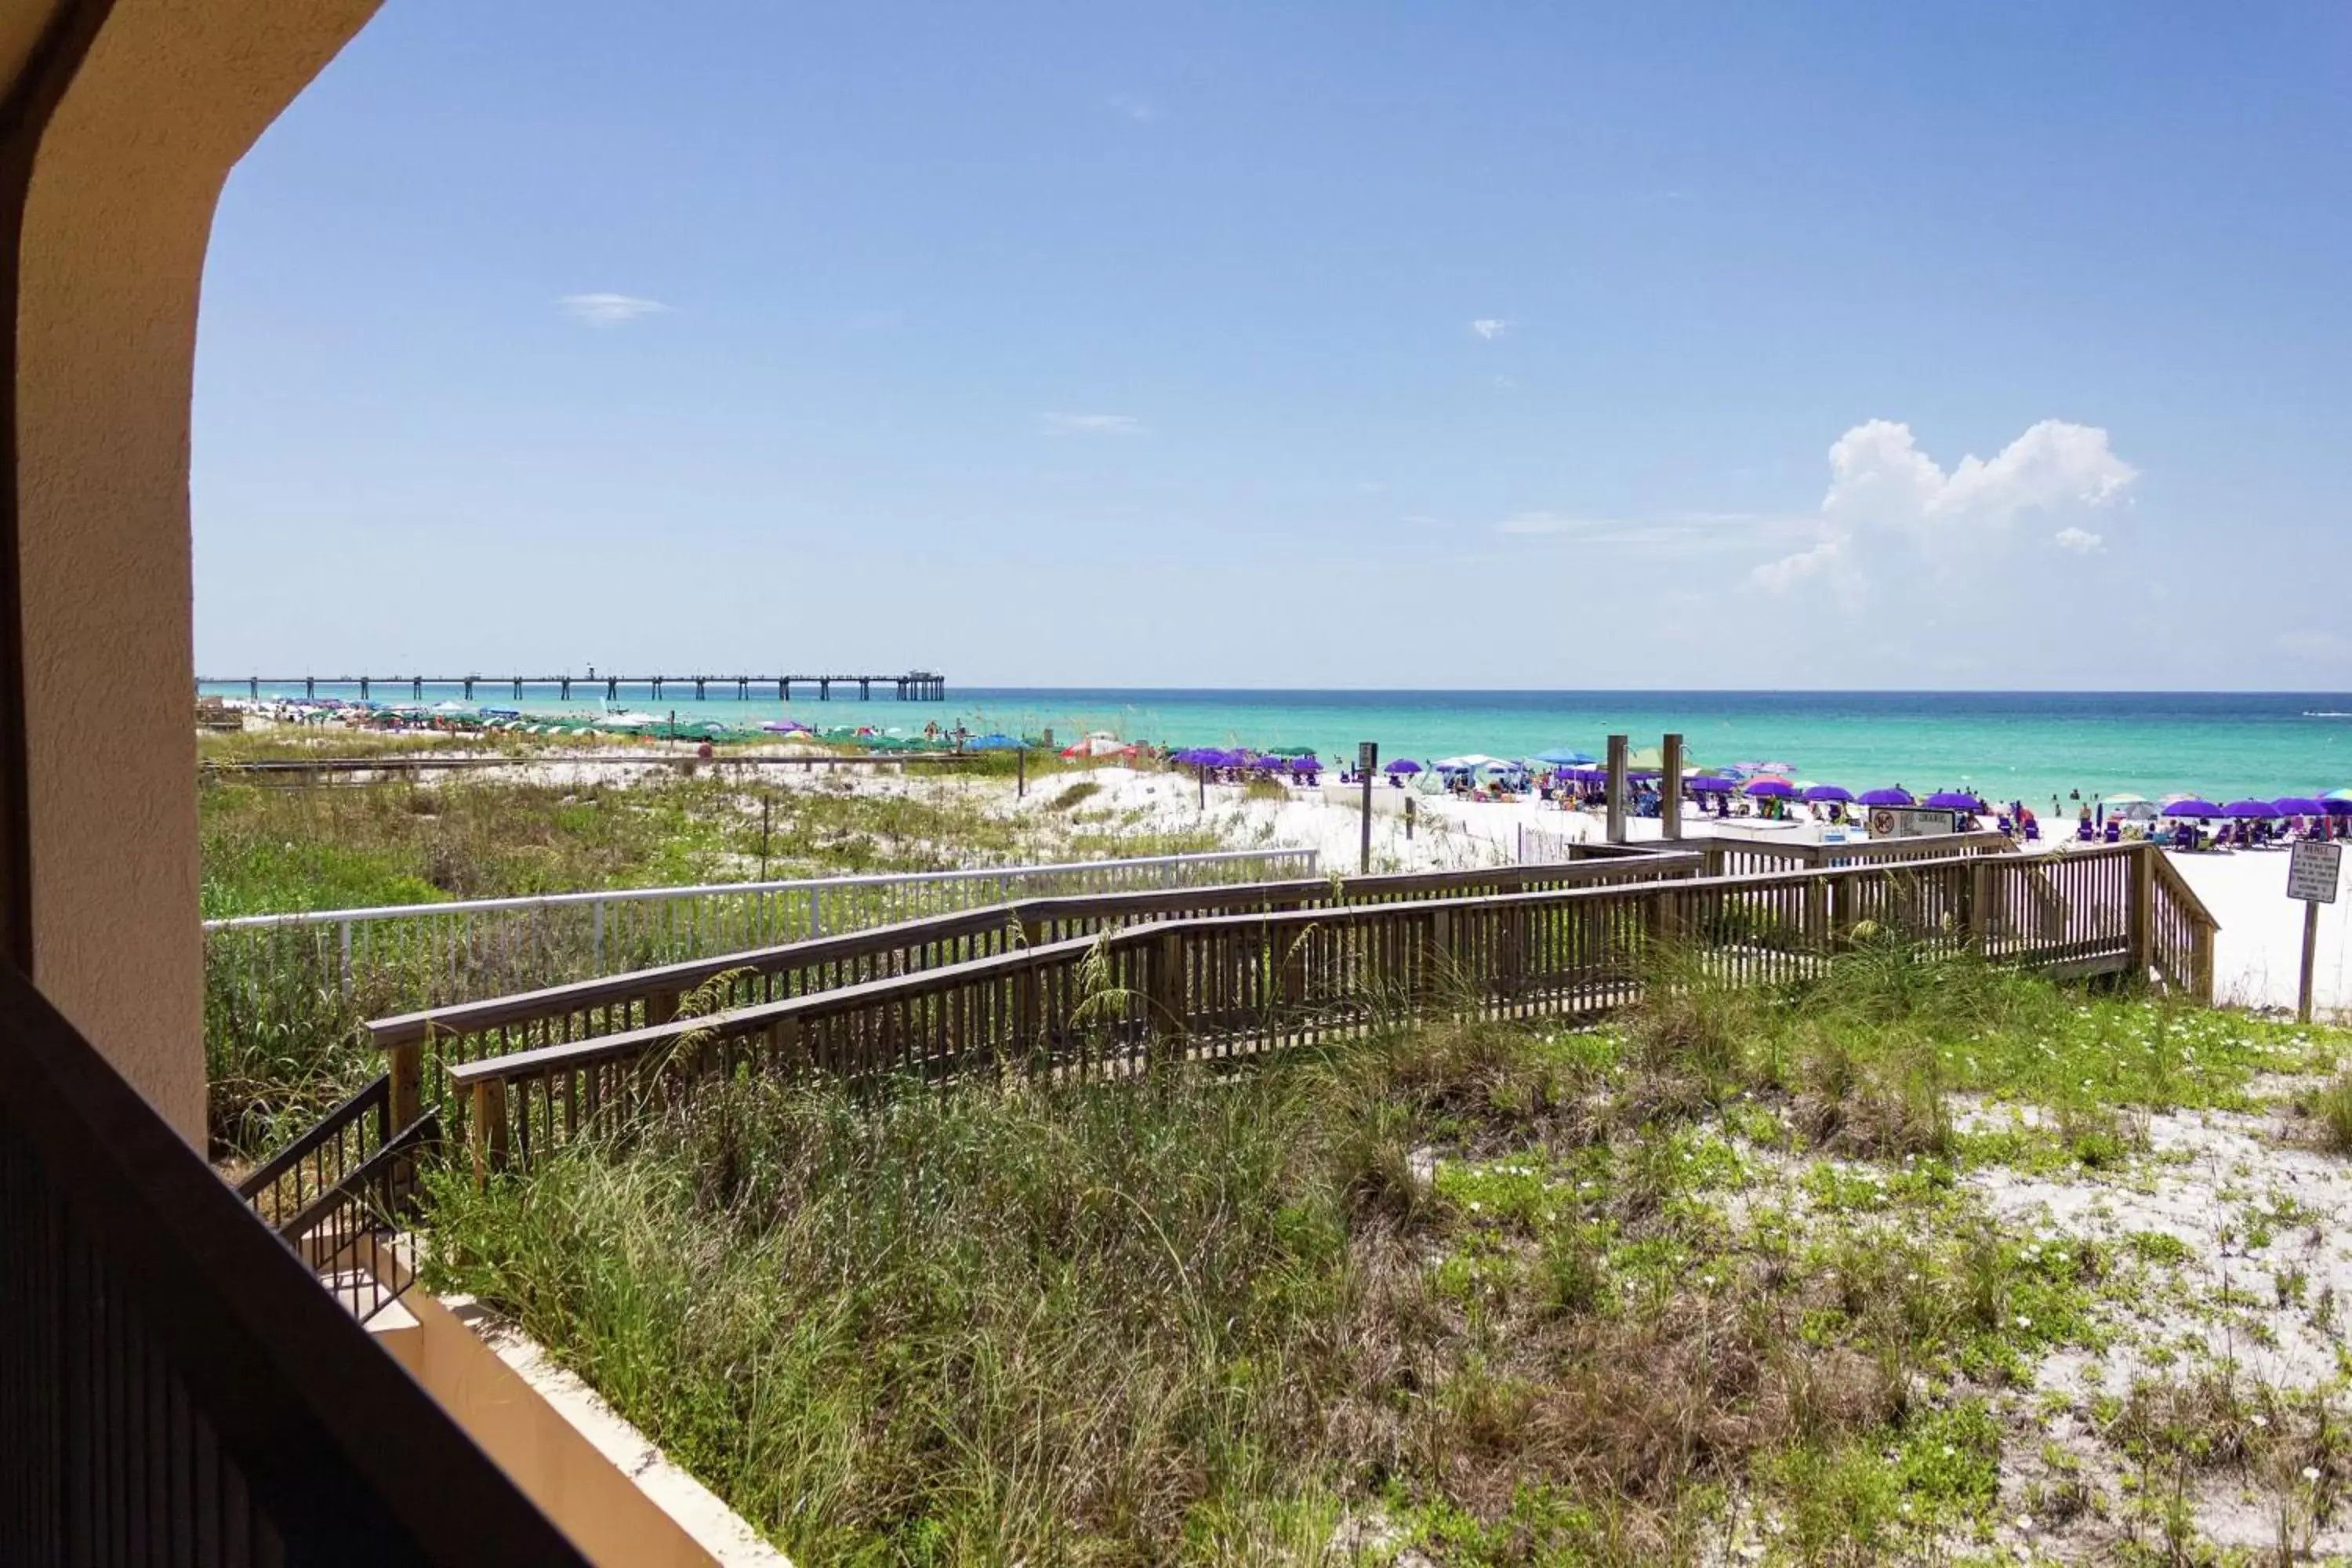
[202,685,2352,814]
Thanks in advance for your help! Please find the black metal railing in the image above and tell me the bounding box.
[0,959,586,1564]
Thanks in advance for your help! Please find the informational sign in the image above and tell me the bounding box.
[2289,840,2343,905]
[1867,807,1962,840]
[1357,741,1378,774]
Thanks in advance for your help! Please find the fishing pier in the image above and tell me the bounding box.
[201,670,947,702]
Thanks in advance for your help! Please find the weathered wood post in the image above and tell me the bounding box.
[2129,841,2156,982]
[1606,734,1629,845]
[470,1077,508,1185]
[1660,733,1684,841]
[1150,931,1185,1064]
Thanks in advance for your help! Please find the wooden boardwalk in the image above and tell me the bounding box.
[201,670,946,702]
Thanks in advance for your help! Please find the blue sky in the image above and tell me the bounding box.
[194,2,2352,689]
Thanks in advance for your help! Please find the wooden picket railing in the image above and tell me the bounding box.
[1690,829,2019,878]
[361,852,1693,1142]
[446,841,2216,1178]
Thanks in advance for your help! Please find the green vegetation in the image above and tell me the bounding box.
[200,752,1221,1161]
[419,948,2347,1563]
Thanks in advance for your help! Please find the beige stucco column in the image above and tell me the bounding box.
[13,0,376,1142]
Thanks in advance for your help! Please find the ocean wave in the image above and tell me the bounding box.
[2304,711,2352,719]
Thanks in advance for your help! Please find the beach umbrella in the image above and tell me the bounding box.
[1432,754,1503,771]
[1686,775,1737,793]
[1801,784,1854,804]
[1250,754,1283,770]
[1744,779,1798,799]
[1923,791,1988,812]
[2274,797,2328,816]
[1288,756,1319,774]
[2162,799,2224,818]
[2327,789,2352,802]
[2326,799,2352,816]
[1384,759,1422,775]
[1857,787,1915,808]
[2223,799,2281,819]
[1535,748,1596,765]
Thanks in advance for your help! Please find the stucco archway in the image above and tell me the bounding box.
[5,0,379,1141]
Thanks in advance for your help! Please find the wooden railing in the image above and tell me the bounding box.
[1691,829,2019,879]
[360,851,1700,1155]
[0,960,584,1564]
[2148,848,2219,1001]
[447,842,2210,1178]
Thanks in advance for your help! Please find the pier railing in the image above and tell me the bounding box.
[204,846,1322,1021]
[443,841,2216,1178]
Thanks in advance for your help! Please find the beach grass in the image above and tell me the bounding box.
[199,762,1224,1160]
[416,950,2344,1563]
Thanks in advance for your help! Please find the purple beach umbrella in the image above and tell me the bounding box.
[2222,799,2281,819]
[2162,799,2224,818]
[1385,758,1422,775]
[2274,797,2328,816]
[2325,798,2352,816]
[1923,791,1988,812]
[1744,779,1798,799]
[1858,787,1915,808]
[1802,784,1854,804]
[1289,756,1319,774]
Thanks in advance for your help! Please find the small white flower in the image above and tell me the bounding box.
[2252,1414,2268,1428]
[2016,1315,2034,1329]
[2305,1465,2322,1481]
[2016,1514,2034,1531]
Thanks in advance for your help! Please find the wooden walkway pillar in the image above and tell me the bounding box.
[1661,733,1684,840]
[1605,734,1629,844]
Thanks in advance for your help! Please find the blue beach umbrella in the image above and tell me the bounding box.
[1923,791,1988,812]
[2223,799,2281,820]
[2162,799,2224,818]
[1801,784,1854,804]
[1858,787,1915,808]
[1744,779,1798,799]
[1385,759,1423,775]
[2275,797,2329,816]
[1535,748,1596,765]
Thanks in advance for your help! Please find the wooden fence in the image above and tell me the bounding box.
[445,841,2215,1178]
[366,851,1700,1153]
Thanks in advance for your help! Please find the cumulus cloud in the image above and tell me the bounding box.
[1753,419,2136,593]
[2053,527,2104,554]
[1469,318,1508,340]
[1042,412,1145,436]
[559,292,673,326]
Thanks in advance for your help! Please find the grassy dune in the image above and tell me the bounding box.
[420,948,2350,1563]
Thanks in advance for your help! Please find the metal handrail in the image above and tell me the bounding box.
[202,846,1320,930]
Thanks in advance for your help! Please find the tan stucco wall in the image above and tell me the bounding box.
[370,1291,788,1568]
[13,0,376,1140]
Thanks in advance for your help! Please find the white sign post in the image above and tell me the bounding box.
[2288,840,2342,1023]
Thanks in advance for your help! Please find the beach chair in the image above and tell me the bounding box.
[2103,822,2121,844]
[2075,819,2095,841]
[2024,820,2040,842]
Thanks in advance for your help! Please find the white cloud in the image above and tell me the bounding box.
[1469,318,1508,340]
[2053,527,2104,554]
[1105,92,1157,122]
[1042,412,1145,436]
[558,292,673,326]
[1754,419,2136,593]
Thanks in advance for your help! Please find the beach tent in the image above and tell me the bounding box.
[1432,754,1504,771]
[2104,793,2160,820]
